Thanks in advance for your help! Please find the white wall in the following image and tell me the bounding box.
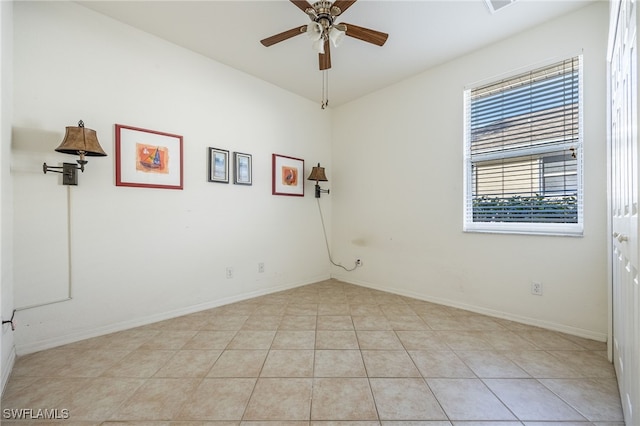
[332,2,609,340]
[11,1,332,354]
[1,0,15,393]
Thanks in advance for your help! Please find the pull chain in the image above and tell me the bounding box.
[321,70,329,109]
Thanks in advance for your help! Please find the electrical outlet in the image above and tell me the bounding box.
[356,259,362,266]
[258,262,265,273]
[531,281,543,296]
[226,267,234,279]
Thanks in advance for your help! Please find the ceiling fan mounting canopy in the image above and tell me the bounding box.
[260,0,388,71]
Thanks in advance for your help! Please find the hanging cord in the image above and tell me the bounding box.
[2,309,16,331]
[321,70,329,109]
[316,198,358,272]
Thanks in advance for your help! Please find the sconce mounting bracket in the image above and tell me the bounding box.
[315,183,330,198]
[43,162,80,186]
[61,163,78,185]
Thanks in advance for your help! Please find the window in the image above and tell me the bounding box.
[463,56,583,236]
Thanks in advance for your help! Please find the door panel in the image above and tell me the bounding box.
[610,0,640,423]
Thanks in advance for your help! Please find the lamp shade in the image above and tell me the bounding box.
[311,37,325,54]
[55,120,107,157]
[306,22,323,42]
[308,163,328,181]
[329,26,345,47]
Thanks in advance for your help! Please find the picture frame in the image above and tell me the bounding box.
[272,153,304,196]
[208,147,229,183]
[115,124,183,190]
[233,152,252,185]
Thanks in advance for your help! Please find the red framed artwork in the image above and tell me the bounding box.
[115,124,184,190]
[272,153,304,196]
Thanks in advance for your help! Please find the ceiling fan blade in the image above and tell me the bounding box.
[261,26,306,47]
[290,0,313,13]
[332,0,357,16]
[319,40,331,70]
[342,22,388,46]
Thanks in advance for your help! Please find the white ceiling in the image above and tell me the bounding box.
[77,0,597,107]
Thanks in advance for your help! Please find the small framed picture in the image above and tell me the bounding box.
[208,147,229,183]
[272,153,304,196]
[234,152,252,185]
[115,124,184,190]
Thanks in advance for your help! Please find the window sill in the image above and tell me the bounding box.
[463,222,584,237]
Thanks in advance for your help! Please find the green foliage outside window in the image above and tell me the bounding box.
[473,194,578,223]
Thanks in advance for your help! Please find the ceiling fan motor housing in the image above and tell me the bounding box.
[308,1,341,29]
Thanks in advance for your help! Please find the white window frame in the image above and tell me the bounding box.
[463,56,584,237]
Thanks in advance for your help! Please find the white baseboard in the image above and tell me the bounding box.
[1,345,16,397]
[337,276,608,342]
[15,274,329,355]
[15,272,607,355]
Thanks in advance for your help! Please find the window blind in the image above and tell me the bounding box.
[464,56,583,234]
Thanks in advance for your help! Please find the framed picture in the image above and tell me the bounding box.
[208,147,229,183]
[233,152,252,185]
[115,124,183,190]
[272,153,304,196]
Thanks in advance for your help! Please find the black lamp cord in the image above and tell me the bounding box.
[316,198,358,272]
[2,309,16,331]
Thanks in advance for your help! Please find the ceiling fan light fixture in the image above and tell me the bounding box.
[329,25,346,47]
[306,21,323,41]
[312,37,325,54]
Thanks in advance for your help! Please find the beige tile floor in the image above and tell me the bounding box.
[1,279,625,425]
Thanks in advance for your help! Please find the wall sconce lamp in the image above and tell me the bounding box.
[307,162,330,198]
[43,120,107,185]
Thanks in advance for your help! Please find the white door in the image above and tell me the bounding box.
[610,0,640,423]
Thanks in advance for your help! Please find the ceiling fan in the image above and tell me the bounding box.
[260,0,389,71]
